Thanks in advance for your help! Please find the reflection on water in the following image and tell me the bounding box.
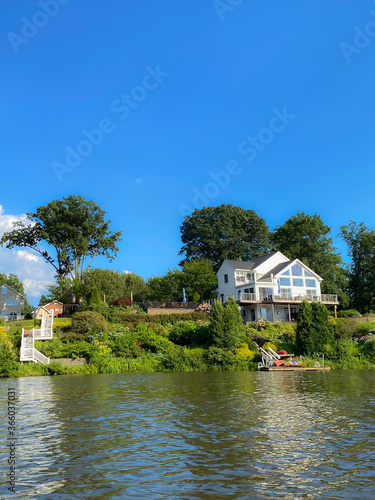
[0,370,374,499]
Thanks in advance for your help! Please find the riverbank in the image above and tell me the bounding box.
[2,311,375,378]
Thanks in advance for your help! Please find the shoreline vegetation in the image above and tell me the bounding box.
[2,303,375,379]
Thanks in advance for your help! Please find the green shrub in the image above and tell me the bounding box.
[262,341,278,353]
[337,309,361,318]
[204,347,238,369]
[236,343,255,361]
[361,337,375,362]
[133,324,174,353]
[0,329,17,378]
[61,341,93,359]
[169,321,198,346]
[71,311,109,336]
[35,338,64,358]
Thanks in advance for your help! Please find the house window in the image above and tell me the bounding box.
[224,274,228,283]
[280,277,291,286]
[305,279,316,288]
[1,312,9,318]
[242,309,246,317]
[6,299,19,306]
[304,270,313,277]
[281,288,292,298]
[2,286,7,294]
[292,264,303,276]
[281,270,290,276]
[293,278,303,287]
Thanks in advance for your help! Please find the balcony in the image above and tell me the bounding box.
[233,293,339,305]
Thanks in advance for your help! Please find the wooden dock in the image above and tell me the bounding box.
[258,366,331,372]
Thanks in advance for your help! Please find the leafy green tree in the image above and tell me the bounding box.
[0,195,122,281]
[340,221,375,313]
[0,273,25,295]
[179,204,270,270]
[44,278,83,304]
[122,272,148,302]
[272,212,348,306]
[82,268,147,303]
[181,258,217,300]
[296,300,313,354]
[310,302,334,353]
[209,300,225,347]
[146,269,184,301]
[39,294,49,306]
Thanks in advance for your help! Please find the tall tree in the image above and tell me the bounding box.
[146,269,184,301]
[209,300,225,347]
[296,300,333,355]
[179,204,270,270]
[272,211,348,306]
[310,301,334,353]
[181,258,217,300]
[82,268,147,303]
[296,300,313,355]
[340,221,375,313]
[0,195,122,281]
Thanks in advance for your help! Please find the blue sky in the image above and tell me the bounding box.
[1,0,375,304]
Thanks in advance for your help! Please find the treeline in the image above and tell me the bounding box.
[1,196,374,313]
[40,204,375,314]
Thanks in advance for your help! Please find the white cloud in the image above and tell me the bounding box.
[0,205,55,304]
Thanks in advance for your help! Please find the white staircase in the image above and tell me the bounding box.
[20,312,54,364]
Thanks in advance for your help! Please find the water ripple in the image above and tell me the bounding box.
[1,370,374,499]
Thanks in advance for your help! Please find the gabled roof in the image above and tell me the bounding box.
[45,301,63,306]
[259,259,323,282]
[32,306,50,313]
[258,261,292,281]
[225,253,280,271]
[0,283,25,298]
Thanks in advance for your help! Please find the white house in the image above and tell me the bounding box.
[216,252,339,322]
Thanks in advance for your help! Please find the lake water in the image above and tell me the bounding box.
[0,370,374,499]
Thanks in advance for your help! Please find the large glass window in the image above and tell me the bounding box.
[293,278,303,287]
[305,279,316,288]
[279,277,291,286]
[6,299,19,306]
[304,270,313,277]
[292,264,303,276]
[2,286,7,294]
[281,269,290,276]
